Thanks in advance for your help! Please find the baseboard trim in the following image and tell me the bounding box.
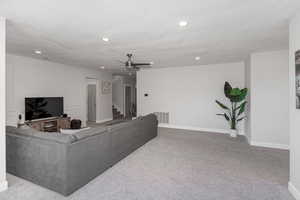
[96,118,113,123]
[158,124,244,135]
[289,182,300,200]
[0,180,8,192]
[250,141,289,150]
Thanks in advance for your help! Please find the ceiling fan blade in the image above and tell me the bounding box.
[132,63,151,66]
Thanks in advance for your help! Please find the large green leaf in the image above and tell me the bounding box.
[217,113,230,121]
[240,88,248,100]
[215,100,229,110]
[229,88,248,102]
[234,102,244,111]
[237,117,245,122]
[224,113,230,121]
[229,88,242,96]
[238,101,247,116]
[224,82,232,98]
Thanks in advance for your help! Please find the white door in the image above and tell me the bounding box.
[87,84,96,122]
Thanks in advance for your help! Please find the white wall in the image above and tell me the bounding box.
[6,54,112,126]
[0,17,8,192]
[137,62,245,133]
[289,13,300,200]
[247,50,289,149]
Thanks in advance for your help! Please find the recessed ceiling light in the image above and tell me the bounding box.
[102,37,109,42]
[150,61,154,65]
[100,66,105,69]
[179,21,188,27]
[34,50,42,54]
[195,56,201,61]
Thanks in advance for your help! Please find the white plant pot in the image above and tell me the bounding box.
[229,129,238,138]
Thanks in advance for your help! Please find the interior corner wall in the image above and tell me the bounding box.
[137,62,245,133]
[6,54,113,127]
[244,56,251,142]
[289,13,300,200]
[247,50,289,149]
[0,17,8,192]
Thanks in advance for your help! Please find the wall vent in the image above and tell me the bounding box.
[154,112,169,124]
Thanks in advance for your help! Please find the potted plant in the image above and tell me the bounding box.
[216,82,248,137]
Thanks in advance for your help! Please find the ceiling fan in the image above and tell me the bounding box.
[119,54,152,71]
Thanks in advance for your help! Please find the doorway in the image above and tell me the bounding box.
[125,85,132,118]
[112,75,136,120]
[87,80,97,122]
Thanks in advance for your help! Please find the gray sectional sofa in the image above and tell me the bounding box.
[6,114,158,196]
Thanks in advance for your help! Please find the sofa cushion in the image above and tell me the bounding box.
[72,127,107,141]
[6,125,39,135]
[6,126,77,144]
[106,120,135,131]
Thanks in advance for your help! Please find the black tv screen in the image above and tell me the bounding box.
[25,97,64,121]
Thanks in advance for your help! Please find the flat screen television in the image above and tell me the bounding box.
[25,97,64,121]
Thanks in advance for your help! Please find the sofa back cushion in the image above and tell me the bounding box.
[6,126,77,144]
[73,127,107,141]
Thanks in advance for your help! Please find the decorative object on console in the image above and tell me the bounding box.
[215,81,248,138]
[17,113,25,127]
[102,80,112,94]
[70,119,82,129]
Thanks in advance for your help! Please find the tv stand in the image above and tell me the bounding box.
[25,117,71,132]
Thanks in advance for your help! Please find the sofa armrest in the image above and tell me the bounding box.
[6,133,69,194]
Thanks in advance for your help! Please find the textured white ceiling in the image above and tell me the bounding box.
[1,0,300,71]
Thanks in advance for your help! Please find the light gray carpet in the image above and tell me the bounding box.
[0,128,294,200]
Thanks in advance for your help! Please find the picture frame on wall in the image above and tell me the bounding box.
[102,81,112,94]
[295,50,300,109]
